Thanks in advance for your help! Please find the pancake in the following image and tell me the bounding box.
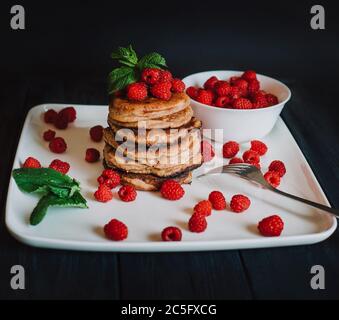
[108,105,193,129]
[108,117,202,146]
[109,92,190,123]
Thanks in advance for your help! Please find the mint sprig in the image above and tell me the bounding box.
[108,45,167,94]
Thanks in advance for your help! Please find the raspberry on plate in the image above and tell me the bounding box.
[196,89,214,105]
[194,200,212,216]
[186,86,198,99]
[264,171,281,188]
[203,76,219,90]
[94,184,113,202]
[43,129,56,142]
[118,185,137,202]
[54,112,69,129]
[222,141,239,158]
[242,150,260,164]
[250,140,268,156]
[241,70,257,82]
[98,169,121,189]
[230,194,251,213]
[232,97,252,109]
[258,215,284,237]
[159,70,173,82]
[89,125,103,142]
[269,160,286,177]
[22,157,41,168]
[188,213,207,233]
[85,148,100,163]
[171,78,185,93]
[161,226,182,241]
[49,137,67,153]
[141,68,161,85]
[208,191,226,210]
[104,219,128,241]
[49,159,70,174]
[160,180,185,200]
[201,140,215,162]
[59,106,76,123]
[150,81,172,100]
[44,109,58,124]
[127,82,148,101]
[229,157,243,164]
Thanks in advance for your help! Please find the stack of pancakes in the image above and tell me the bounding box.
[103,92,203,190]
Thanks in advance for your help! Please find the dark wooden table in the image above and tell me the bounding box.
[0,76,338,300]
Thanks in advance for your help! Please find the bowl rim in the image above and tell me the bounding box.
[182,70,291,112]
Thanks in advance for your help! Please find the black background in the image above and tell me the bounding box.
[0,0,339,300]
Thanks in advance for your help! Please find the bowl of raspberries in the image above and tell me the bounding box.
[183,70,291,142]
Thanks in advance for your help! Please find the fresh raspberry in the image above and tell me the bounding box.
[44,109,58,124]
[203,76,219,90]
[229,76,240,85]
[249,161,261,169]
[141,68,161,85]
[233,78,248,96]
[54,112,69,129]
[252,95,268,108]
[171,78,185,93]
[49,137,67,153]
[265,93,279,106]
[222,141,239,158]
[208,191,226,210]
[264,171,281,188]
[186,86,199,99]
[242,150,260,164]
[250,140,268,156]
[150,81,172,100]
[94,184,113,202]
[161,226,182,241]
[230,194,251,213]
[258,215,284,237]
[97,169,121,189]
[127,82,148,101]
[229,157,244,164]
[242,70,257,82]
[188,213,207,233]
[22,157,41,168]
[215,96,230,107]
[118,185,137,202]
[85,148,100,163]
[59,107,76,123]
[43,129,56,142]
[160,70,173,82]
[196,89,214,105]
[194,200,212,216]
[160,180,185,200]
[247,79,260,95]
[228,86,241,100]
[269,160,286,177]
[201,140,215,162]
[215,81,231,97]
[49,159,70,174]
[232,97,252,109]
[89,125,103,142]
[104,219,128,241]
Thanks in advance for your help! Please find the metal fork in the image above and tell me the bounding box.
[197,163,339,218]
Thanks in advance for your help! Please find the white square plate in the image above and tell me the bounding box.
[5,104,336,252]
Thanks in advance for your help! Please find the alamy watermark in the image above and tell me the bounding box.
[10,265,25,290]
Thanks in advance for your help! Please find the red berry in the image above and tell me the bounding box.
[196,89,214,105]
[98,169,121,189]
[251,91,268,108]
[264,171,281,188]
[242,70,257,82]
[188,213,207,233]
[186,86,199,99]
[49,159,70,174]
[49,137,67,153]
[160,180,185,200]
[229,76,240,85]
[201,140,215,162]
[269,160,286,177]
[97,176,105,185]
[208,191,226,210]
[161,226,182,241]
[222,141,239,158]
[54,112,69,129]
[228,86,241,100]
[94,184,113,202]
[43,129,56,141]
[127,82,148,101]
[59,107,76,123]
[215,81,231,97]
[159,70,173,82]
[249,161,261,169]
[85,148,100,163]
[232,97,252,109]
[203,76,219,90]
[141,68,161,85]
[250,140,268,156]
[89,125,103,142]
[104,219,128,241]
[118,185,137,202]
[229,157,243,164]
[22,157,41,168]
[230,194,251,213]
[215,96,230,107]
[171,78,185,93]
[150,81,172,100]
[265,93,279,106]
[44,109,58,124]
[233,78,249,96]
[247,79,260,95]
[194,200,212,216]
[258,215,284,237]
[242,150,260,164]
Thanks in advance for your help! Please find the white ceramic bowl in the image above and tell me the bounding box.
[182,70,291,143]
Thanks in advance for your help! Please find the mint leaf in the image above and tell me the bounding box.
[137,52,167,70]
[108,66,137,94]
[30,194,51,225]
[111,45,138,67]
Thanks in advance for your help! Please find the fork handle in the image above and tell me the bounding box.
[271,188,339,218]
